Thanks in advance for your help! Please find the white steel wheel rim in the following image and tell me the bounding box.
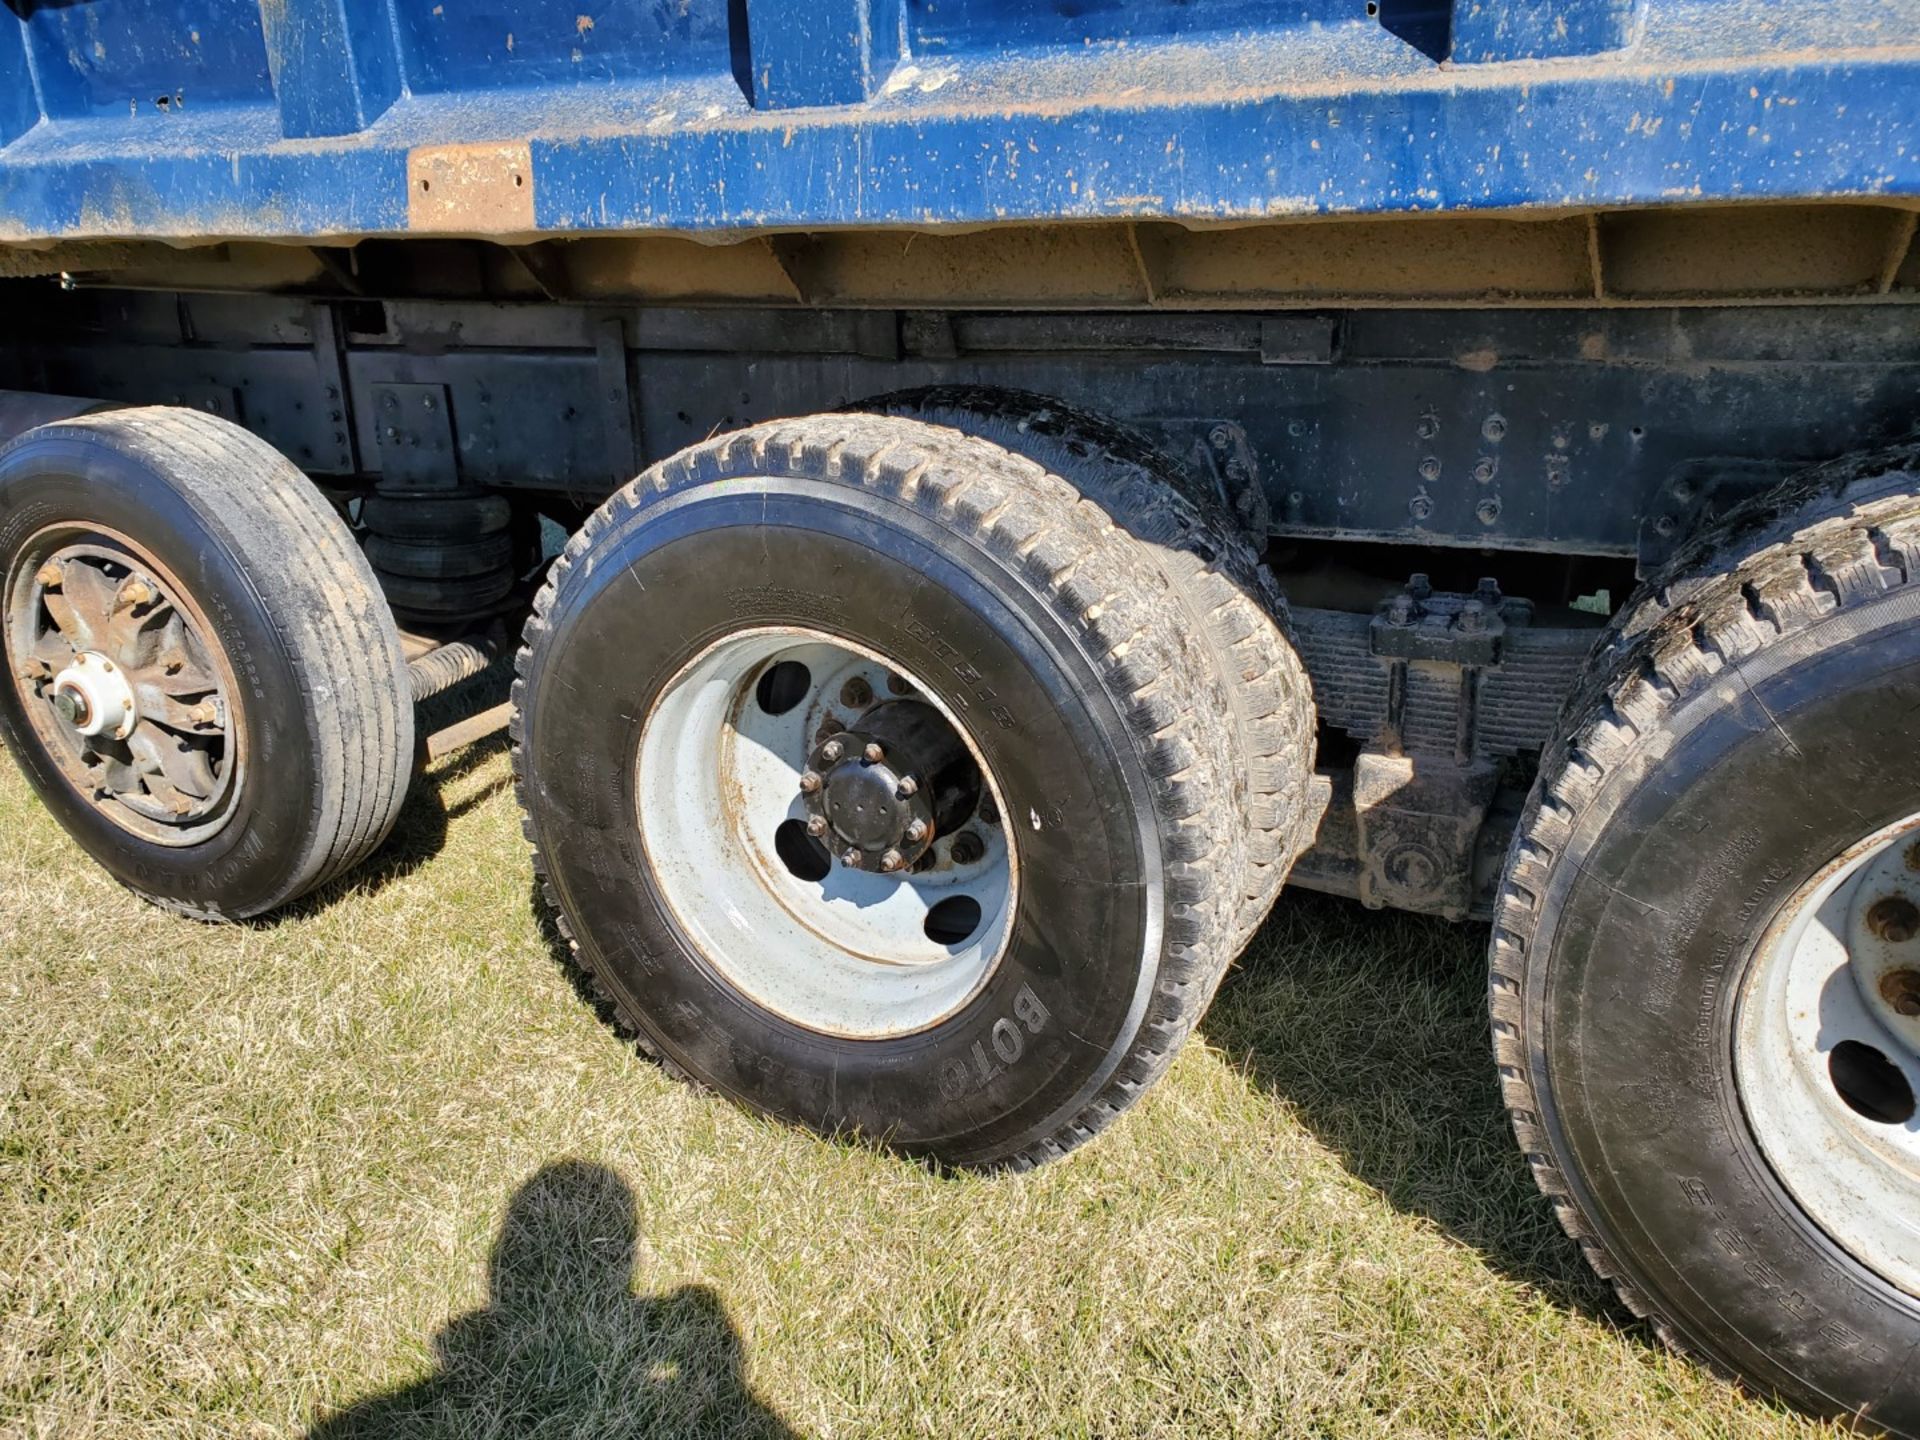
[1737,812,1920,1298]
[636,627,1017,1039]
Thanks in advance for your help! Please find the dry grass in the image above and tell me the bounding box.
[0,690,1851,1438]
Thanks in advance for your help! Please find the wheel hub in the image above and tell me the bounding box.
[637,629,1016,1039]
[8,534,241,843]
[50,650,138,740]
[798,699,980,874]
[804,731,926,871]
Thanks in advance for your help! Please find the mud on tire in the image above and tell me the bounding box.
[514,412,1264,1167]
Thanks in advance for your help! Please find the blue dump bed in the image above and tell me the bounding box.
[0,0,1916,245]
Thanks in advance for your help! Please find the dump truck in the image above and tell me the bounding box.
[0,0,1916,1427]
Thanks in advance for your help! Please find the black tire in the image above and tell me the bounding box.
[0,408,413,919]
[365,531,515,580]
[859,386,1319,954]
[1492,443,1920,1434]
[514,413,1244,1168]
[362,491,513,541]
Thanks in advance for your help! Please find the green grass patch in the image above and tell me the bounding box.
[0,728,1840,1437]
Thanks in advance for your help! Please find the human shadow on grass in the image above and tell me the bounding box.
[309,1160,800,1440]
[1199,888,1627,1328]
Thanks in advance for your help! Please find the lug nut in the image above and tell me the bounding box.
[821,740,843,763]
[906,818,928,843]
[896,775,918,799]
[840,677,873,708]
[805,815,827,838]
[1866,894,1920,944]
[188,700,220,727]
[950,832,986,865]
[841,848,862,869]
[879,849,904,873]
[1882,968,1920,1017]
[864,741,884,763]
[798,769,822,794]
[33,562,62,589]
[117,578,156,609]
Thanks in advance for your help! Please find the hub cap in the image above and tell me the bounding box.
[1737,813,1920,1298]
[6,530,242,844]
[636,628,1015,1039]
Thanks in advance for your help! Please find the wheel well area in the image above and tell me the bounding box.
[2,281,1913,916]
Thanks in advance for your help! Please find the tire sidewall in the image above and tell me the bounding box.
[1533,600,1920,1423]
[521,478,1167,1165]
[0,431,324,915]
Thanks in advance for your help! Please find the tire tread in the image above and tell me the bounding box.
[515,412,1264,1166]
[1490,439,1920,1360]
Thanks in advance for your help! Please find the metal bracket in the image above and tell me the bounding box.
[1636,456,1795,576]
[1370,574,1530,667]
[372,382,459,490]
[307,302,355,474]
[595,315,641,485]
[1161,419,1270,539]
[1353,751,1501,920]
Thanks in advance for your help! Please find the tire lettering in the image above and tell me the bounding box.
[1013,984,1049,1034]
[947,986,1051,1098]
[898,616,1018,730]
[938,1058,970,1099]
[991,1017,1022,1064]
[970,1040,1003,1085]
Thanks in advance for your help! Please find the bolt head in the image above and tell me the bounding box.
[822,740,843,763]
[839,677,873,708]
[805,815,827,838]
[906,818,928,842]
[798,770,822,794]
[1880,968,1920,1017]
[863,742,884,764]
[33,562,62,589]
[949,832,986,865]
[896,775,918,799]
[879,849,904,873]
[1867,895,1920,943]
